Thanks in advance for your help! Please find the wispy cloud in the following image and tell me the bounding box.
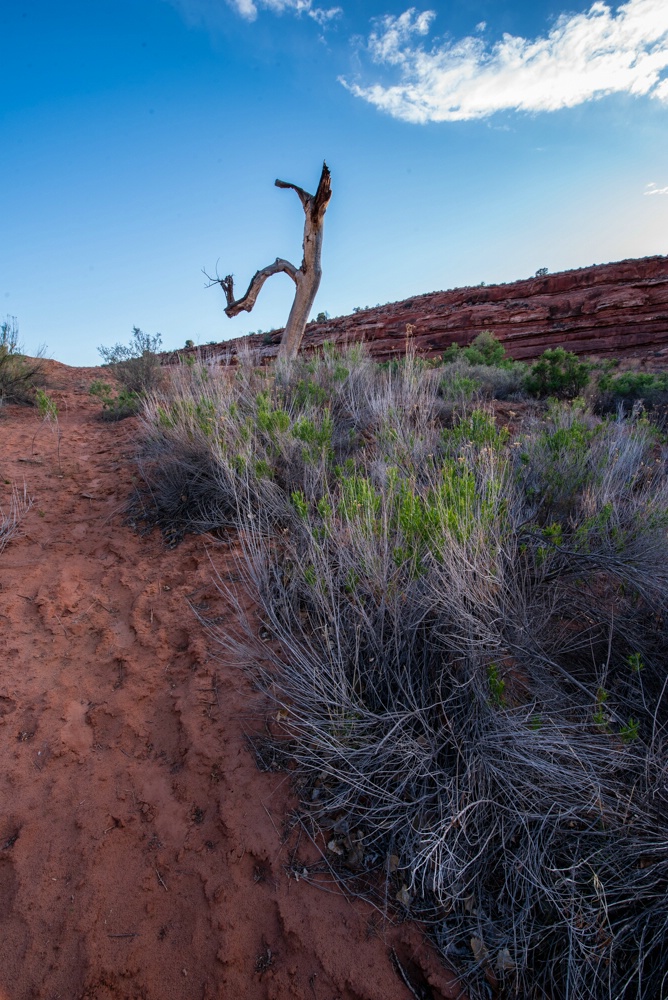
[645,181,668,195]
[166,0,341,28]
[342,0,668,123]
[228,0,341,22]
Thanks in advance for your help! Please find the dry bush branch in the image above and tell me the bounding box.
[0,484,33,554]
[136,344,668,999]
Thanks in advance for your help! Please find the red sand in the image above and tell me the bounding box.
[0,361,459,1000]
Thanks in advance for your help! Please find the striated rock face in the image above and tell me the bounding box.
[192,254,668,364]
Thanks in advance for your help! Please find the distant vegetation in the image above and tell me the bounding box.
[0,316,45,405]
[129,337,668,999]
[92,326,164,420]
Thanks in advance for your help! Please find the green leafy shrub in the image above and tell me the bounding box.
[89,380,141,421]
[438,333,526,401]
[441,330,511,367]
[597,369,668,414]
[524,346,590,398]
[35,388,57,421]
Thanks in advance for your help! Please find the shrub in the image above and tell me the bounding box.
[524,346,590,398]
[438,333,526,402]
[98,326,163,396]
[441,330,511,368]
[89,380,140,421]
[135,344,668,999]
[0,316,45,404]
[439,359,526,401]
[597,369,668,414]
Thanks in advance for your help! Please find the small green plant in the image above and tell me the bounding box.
[32,389,61,471]
[338,475,382,524]
[524,348,590,399]
[620,717,640,743]
[184,339,195,349]
[292,412,334,461]
[487,662,506,706]
[291,490,309,519]
[592,687,611,730]
[627,652,645,673]
[89,380,140,421]
[446,409,510,452]
[35,388,57,421]
[256,392,290,436]
[440,371,478,400]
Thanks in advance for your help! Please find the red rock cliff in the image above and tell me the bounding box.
[192,254,668,364]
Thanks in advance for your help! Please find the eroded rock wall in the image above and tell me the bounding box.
[191,254,668,364]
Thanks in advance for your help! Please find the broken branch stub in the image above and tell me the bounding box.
[213,162,331,363]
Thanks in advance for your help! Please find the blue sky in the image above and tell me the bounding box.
[1,0,667,365]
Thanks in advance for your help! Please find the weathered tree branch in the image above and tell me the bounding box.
[274,178,310,210]
[210,162,332,362]
[218,259,299,317]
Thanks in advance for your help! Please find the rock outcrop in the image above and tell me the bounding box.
[188,254,668,364]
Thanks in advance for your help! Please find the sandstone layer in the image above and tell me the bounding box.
[197,254,668,364]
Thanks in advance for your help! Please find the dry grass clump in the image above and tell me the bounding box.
[137,343,668,999]
[0,484,33,554]
[0,316,45,405]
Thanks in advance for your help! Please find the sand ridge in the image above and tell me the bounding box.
[0,361,458,1000]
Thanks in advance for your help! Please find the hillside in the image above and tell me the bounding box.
[190,253,668,365]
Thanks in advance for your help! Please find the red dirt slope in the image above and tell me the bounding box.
[0,361,459,1000]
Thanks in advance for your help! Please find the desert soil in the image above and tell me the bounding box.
[0,361,459,1000]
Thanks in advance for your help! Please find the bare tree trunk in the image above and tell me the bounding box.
[210,163,331,364]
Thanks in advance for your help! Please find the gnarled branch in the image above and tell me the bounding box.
[217,258,299,317]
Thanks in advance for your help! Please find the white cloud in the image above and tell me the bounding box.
[229,0,341,21]
[645,181,668,194]
[165,0,341,27]
[343,0,668,122]
[229,0,259,17]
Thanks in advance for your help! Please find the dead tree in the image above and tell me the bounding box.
[210,162,331,363]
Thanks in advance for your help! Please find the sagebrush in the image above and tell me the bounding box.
[135,343,668,1000]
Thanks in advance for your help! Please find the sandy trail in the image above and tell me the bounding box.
[0,362,457,1000]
